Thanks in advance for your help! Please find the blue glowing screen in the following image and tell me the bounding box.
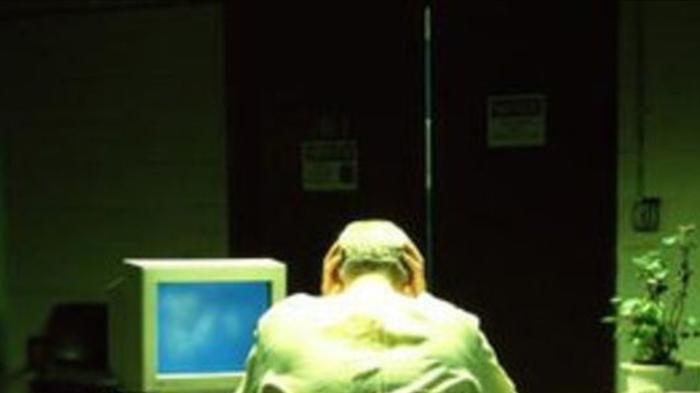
[157,282,269,374]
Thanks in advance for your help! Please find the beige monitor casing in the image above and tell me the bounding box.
[109,258,287,393]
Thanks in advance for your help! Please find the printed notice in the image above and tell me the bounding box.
[487,94,547,147]
[301,140,358,191]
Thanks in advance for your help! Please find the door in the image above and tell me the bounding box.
[225,1,426,294]
[433,2,617,393]
[226,2,617,393]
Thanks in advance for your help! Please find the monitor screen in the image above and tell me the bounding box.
[110,258,286,393]
[157,282,270,374]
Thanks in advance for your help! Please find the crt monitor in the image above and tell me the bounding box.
[109,258,286,393]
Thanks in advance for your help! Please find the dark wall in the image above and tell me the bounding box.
[225,1,426,293]
[433,2,617,393]
[225,2,616,393]
[1,2,227,373]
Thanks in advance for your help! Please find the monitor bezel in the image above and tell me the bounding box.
[127,258,286,392]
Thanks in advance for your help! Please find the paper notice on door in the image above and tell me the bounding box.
[301,140,358,191]
[487,94,547,148]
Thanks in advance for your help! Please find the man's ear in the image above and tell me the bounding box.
[321,242,344,296]
[401,242,426,297]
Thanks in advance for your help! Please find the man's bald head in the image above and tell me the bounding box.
[336,220,410,283]
[322,219,426,296]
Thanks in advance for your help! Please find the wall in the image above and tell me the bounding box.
[0,3,227,382]
[224,2,426,294]
[618,0,700,381]
[0,134,8,390]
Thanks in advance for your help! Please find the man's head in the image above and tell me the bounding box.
[321,219,426,297]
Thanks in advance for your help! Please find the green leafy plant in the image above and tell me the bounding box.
[605,224,700,365]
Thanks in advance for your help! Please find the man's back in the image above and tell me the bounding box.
[238,284,516,393]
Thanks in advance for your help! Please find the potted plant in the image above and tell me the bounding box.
[605,224,700,393]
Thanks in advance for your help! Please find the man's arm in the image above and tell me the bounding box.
[468,330,517,393]
[235,344,261,393]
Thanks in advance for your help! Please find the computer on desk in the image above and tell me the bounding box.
[109,259,286,393]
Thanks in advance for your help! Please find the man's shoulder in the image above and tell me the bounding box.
[274,292,319,308]
[262,292,480,322]
[258,291,482,334]
[258,293,321,327]
[415,293,481,328]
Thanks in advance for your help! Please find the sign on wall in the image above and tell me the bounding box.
[301,140,358,191]
[487,94,547,147]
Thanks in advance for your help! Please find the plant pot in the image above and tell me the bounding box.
[621,361,700,393]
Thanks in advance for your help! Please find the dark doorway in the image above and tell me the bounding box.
[225,2,617,393]
[225,2,426,294]
[433,2,617,393]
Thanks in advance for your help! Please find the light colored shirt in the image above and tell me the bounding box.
[236,285,517,393]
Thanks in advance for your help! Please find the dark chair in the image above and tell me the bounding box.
[28,303,118,393]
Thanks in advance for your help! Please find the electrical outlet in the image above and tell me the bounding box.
[632,197,661,232]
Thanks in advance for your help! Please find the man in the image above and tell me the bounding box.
[237,220,517,393]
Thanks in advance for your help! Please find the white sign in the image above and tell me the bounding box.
[301,140,358,191]
[487,94,547,147]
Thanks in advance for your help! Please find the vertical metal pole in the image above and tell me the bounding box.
[424,4,435,288]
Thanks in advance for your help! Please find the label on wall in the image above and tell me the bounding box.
[487,94,547,147]
[301,140,358,191]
